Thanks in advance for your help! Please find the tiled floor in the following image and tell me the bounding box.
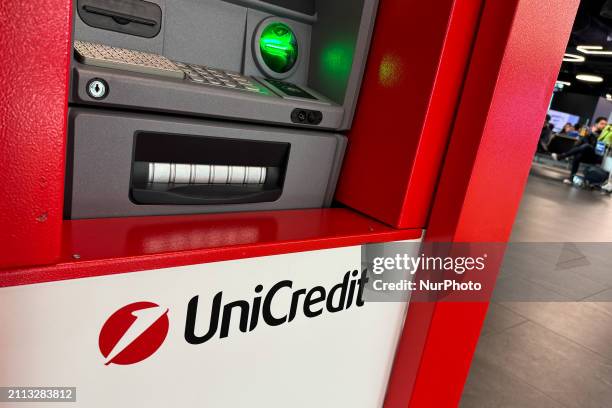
[510,166,612,242]
[460,169,612,408]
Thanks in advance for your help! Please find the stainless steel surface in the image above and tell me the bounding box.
[176,62,267,94]
[74,40,185,79]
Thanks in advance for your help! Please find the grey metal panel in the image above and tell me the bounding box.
[338,0,379,130]
[72,64,344,129]
[73,0,166,54]
[323,133,347,206]
[71,0,379,131]
[242,9,311,86]
[67,108,347,219]
[223,0,316,23]
[163,0,247,70]
[309,0,379,130]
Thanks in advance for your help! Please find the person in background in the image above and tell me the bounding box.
[538,114,553,152]
[561,122,580,138]
[591,117,608,137]
[559,122,575,135]
[552,116,608,184]
[599,123,612,147]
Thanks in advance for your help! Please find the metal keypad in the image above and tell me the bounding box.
[74,41,184,79]
[74,41,269,95]
[176,62,266,94]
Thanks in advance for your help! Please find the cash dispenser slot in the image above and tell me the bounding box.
[130,132,289,205]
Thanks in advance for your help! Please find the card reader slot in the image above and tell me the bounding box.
[77,0,162,38]
[82,5,157,26]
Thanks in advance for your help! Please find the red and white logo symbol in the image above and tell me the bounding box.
[99,302,169,366]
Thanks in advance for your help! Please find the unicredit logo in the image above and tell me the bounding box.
[185,270,368,344]
[99,302,169,365]
[99,270,368,365]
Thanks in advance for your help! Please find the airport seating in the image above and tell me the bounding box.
[545,134,577,154]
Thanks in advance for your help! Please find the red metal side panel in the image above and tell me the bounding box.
[384,0,579,406]
[396,0,484,228]
[0,0,72,268]
[335,0,483,229]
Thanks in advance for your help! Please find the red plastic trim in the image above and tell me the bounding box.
[0,209,421,287]
[384,0,579,406]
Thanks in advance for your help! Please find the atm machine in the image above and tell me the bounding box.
[66,0,377,219]
[0,0,576,407]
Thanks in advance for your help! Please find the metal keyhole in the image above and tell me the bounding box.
[87,79,108,99]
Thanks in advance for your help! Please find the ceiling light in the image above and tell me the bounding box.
[563,53,585,62]
[576,74,604,83]
[556,80,571,86]
[577,45,612,55]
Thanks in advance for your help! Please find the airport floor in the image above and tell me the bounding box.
[460,168,612,407]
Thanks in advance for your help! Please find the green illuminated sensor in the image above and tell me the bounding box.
[259,22,298,74]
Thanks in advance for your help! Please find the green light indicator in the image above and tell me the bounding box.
[259,22,298,74]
